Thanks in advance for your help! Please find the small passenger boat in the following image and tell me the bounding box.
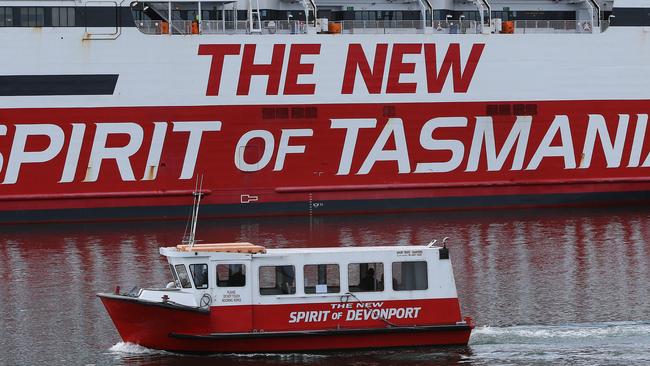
[98,190,473,352]
[98,240,473,352]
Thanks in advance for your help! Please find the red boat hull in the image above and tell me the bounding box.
[98,294,471,352]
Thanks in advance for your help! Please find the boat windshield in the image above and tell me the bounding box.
[168,264,179,286]
[174,264,193,288]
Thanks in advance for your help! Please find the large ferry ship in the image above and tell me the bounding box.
[0,0,649,223]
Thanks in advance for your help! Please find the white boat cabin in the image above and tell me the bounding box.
[137,242,458,308]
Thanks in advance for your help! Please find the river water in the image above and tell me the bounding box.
[1,207,649,365]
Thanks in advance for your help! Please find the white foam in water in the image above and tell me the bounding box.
[468,321,650,365]
[471,321,650,345]
[109,342,163,355]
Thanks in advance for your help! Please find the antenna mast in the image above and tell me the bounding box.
[187,175,203,249]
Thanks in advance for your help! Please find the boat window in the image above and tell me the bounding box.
[392,261,428,291]
[168,264,179,285]
[348,263,384,292]
[189,263,209,289]
[259,265,295,295]
[304,264,340,294]
[217,264,246,287]
[174,264,193,288]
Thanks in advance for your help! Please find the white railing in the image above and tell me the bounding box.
[135,20,165,35]
[430,20,481,34]
[201,20,249,34]
[134,19,599,36]
[512,20,594,34]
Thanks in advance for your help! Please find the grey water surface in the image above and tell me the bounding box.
[1,207,649,365]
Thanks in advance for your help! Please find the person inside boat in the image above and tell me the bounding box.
[360,268,377,291]
[229,266,245,286]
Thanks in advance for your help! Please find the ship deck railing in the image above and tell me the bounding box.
[134,19,600,36]
[512,20,595,34]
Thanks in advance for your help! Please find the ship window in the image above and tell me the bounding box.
[259,265,295,295]
[189,263,209,289]
[0,7,14,27]
[20,7,45,27]
[348,263,384,292]
[52,8,75,27]
[217,264,246,287]
[174,264,193,288]
[392,261,428,291]
[304,264,340,294]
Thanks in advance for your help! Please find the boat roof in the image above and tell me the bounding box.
[162,242,440,258]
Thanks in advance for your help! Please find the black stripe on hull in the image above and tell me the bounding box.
[0,74,118,96]
[3,189,650,224]
[169,323,472,340]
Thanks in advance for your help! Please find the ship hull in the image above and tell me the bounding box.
[2,27,650,223]
[3,100,650,222]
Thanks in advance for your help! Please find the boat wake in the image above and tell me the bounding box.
[468,321,650,365]
[472,321,650,344]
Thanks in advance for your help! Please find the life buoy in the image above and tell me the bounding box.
[200,293,212,307]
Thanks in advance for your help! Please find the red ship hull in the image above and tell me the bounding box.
[3,99,650,223]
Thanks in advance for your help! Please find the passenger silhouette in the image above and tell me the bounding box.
[360,267,376,291]
[229,267,245,286]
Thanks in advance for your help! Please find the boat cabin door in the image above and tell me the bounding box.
[212,259,253,332]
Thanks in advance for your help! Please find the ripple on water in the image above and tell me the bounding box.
[469,322,650,365]
[471,321,650,344]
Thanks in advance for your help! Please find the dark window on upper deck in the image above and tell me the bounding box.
[20,7,45,27]
[392,261,428,291]
[304,264,340,294]
[174,264,193,288]
[217,264,246,287]
[52,8,75,27]
[348,263,384,292]
[0,7,14,26]
[189,263,209,289]
[259,265,295,295]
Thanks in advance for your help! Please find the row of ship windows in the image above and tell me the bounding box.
[173,261,428,294]
[0,7,75,27]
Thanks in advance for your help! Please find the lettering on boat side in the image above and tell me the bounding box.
[288,302,422,324]
[397,250,423,257]
[221,290,241,303]
[198,43,485,96]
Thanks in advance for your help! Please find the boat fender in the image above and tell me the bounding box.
[200,293,212,307]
